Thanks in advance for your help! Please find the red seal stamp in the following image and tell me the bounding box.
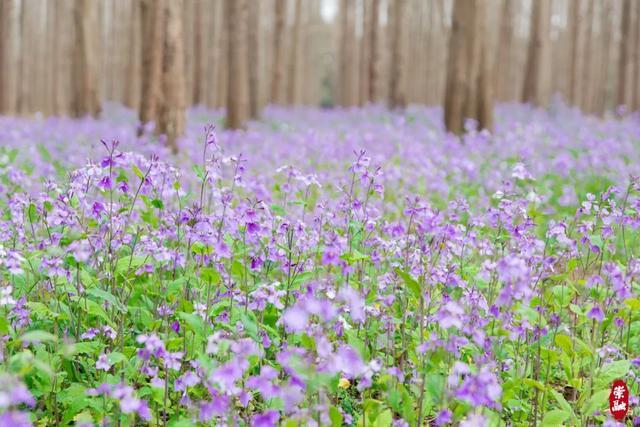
[609,379,629,421]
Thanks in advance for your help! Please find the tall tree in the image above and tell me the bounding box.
[581,0,595,113]
[633,0,640,111]
[71,0,101,117]
[388,0,407,109]
[192,0,204,106]
[338,0,357,106]
[367,0,380,103]
[595,0,614,114]
[0,0,16,114]
[271,0,286,104]
[288,0,303,104]
[247,0,260,117]
[617,0,632,109]
[494,0,514,101]
[444,0,493,134]
[156,0,186,152]
[138,0,164,134]
[124,0,141,110]
[225,0,250,129]
[522,0,551,106]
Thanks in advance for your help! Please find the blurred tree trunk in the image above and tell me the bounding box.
[495,0,514,101]
[138,0,164,133]
[359,0,371,105]
[633,0,640,111]
[568,0,582,106]
[595,0,613,114]
[124,0,141,110]
[71,0,101,117]
[388,0,406,109]
[271,0,286,104]
[338,0,357,106]
[156,0,186,152]
[288,0,302,104]
[45,2,57,115]
[192,0,204,106]
[247,0,260,117]
[368,0,380,103]
[522,0,551,106]
[581,0,595,112]
[17,0,29,114]
[444,0,493,135]
[0,0,16,114]
[203,1,216,107]
[215,0,227,108]
[617,0,632,109]
[225,0,249,129]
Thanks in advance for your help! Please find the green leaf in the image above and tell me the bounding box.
[329,406,343,427]
[115,255,146,275]
[547,387,575,416]
[596,360,630,388]
[178,312,207,338]
[20,330,57,343]
[555,334,573,355]
[84,300,114,326]
[132,165,145,179]
[86,287,126,312]
[151,199,164,209]
[200,267,221,284]
[582,390,610,416]
[541,410,571,426]
[374,409,393,427]
[239,311,258,340]
[523,378,546,391]
[107,352,127,365]
[193,165,206,180]
[395,268,421,299]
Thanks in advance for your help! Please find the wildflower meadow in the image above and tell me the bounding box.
[0,103,639,426]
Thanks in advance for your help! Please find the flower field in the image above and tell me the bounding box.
[0,103,639,426]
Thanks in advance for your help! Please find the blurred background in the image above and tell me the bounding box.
[0,0,638,148]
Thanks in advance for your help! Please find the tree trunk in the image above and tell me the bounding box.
[388,0,406,109]
[138,0,164,133]
[288,0,303,104]
[494,0,514,101]
[595,0,613,114]
[581,0,595,112]
[156,0,186,152]
[338,0,357,107]
[444,0,492,135]
[124,0,141,110]
[633,0,640,111]
[192,0,204,106]
[367,0,380,103]
[225,0,249,129]
[0,0,17,114]
[522,0,551,106]
[617,0,632,109]
[247,0,260,116]
[271,0,286,104]
[71,0,101,117]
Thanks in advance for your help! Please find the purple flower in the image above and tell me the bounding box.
[171,320,181,333]
[95,353,111,371]
[0,411,32,427]
[282,306,309,333]
[434,409,452,426]
[587,306,604,322]
[252,410,280,427]
[175,371,200,392]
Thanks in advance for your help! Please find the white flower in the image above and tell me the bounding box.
[0,286,15,307]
